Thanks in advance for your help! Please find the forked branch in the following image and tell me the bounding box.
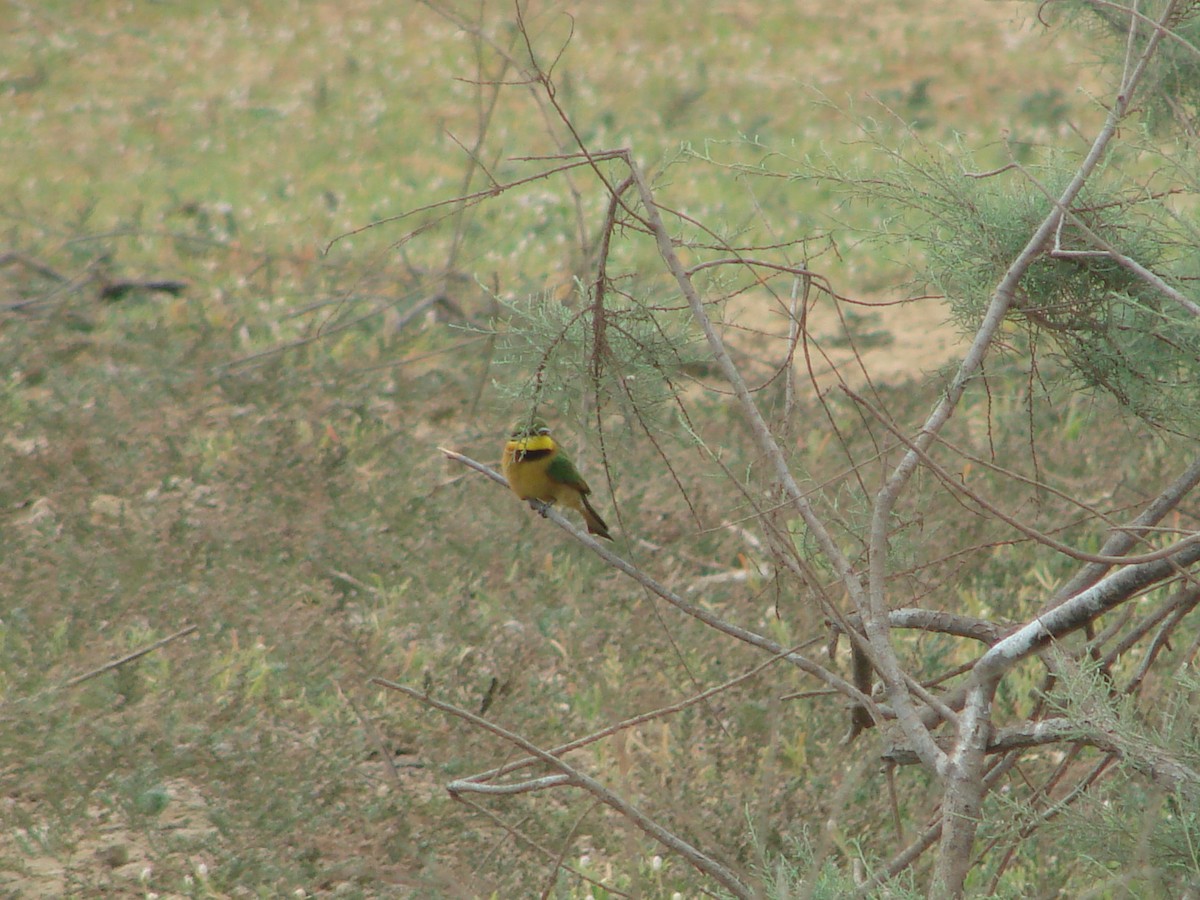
[371,677,753,899]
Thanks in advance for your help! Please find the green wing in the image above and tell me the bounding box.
[546,451,590,493]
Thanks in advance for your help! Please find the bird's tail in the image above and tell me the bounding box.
[579,494,613,540]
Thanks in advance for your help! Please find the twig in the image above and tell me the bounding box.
[1050,453,1200,608]
[1098,586,1200,672]
[1027,163,1200,318]
[1122,588,1200,692]
[372,677,753,899]
[61,624,198,689]
[328,569,382,597]
[324,151,626,251]
[884,608,1008,645]
[844,385,1200,567]
[438,447,879,717]
[539,801,602,900]
[453,774,573,795]
[459,642,809,786]
[335,680,403,791]
[0,251,69,282]
[455,797,632,899]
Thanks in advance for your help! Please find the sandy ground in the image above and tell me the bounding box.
[727,288,967,391]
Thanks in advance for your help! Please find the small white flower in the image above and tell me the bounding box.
[651,855,663,872]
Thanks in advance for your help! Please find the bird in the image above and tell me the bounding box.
[501,418,613,540]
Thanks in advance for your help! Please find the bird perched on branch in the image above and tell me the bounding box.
[501,418,612,540]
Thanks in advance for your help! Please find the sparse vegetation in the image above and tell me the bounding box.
[4,1,1200,898]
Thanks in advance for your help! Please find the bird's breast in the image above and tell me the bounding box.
[503,443,558,501]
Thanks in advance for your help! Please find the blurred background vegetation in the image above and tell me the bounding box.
[3,1,1198,897]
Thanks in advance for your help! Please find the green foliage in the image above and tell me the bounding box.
[484,282,706,418]
[1058,0,1200,135]
[1140,8,1200,134]
[733,826,924,900]
[871,146,1200,435]
[1024,661,1200,894]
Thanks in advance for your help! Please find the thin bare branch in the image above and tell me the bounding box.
[60,624,199,689]
[460,643,807,786]
[455,797,632,899]
[372,678,752,899]
[440,447,881,716]
[846,385,1200,567]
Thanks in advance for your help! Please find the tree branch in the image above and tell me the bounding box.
[372,678,752,899]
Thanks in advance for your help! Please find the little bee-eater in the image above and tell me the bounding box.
[502,419,613,540]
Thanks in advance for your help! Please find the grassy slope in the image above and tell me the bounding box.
[0,1,1127,897]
